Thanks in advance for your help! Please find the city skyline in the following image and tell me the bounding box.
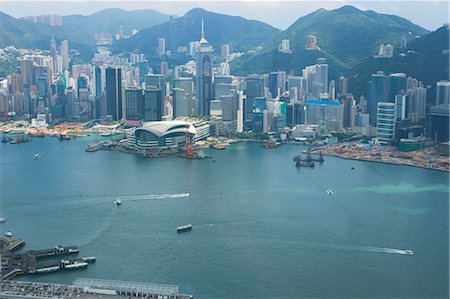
[0,0,448,31]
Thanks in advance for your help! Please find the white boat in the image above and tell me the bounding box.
[101,132,112,137]
[0,217,5,223]
[177,224,193,233]
[5,231,12,237]
[114,199,122,206]
[33,153,40,160]
[404,249,414,255]
[325,189,334,195]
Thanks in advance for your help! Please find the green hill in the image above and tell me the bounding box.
[230,5,428,76]
[62,8,170,39]
[112,8,280,55]
[346,25,449,100]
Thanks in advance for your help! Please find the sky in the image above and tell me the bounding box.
[0,0,448,30]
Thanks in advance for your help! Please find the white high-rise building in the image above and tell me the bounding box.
[279,39,292,53]
[158,38,166,56]
[376,102,396,145]
[384,44,394,58]
[60,40,69,70]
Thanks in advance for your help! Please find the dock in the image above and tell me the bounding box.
[1,237,25,254]
[0,279,193,299]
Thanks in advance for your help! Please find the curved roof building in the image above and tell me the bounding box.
[128,120,196,149]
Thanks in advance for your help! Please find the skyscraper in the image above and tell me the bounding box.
[143,89,163,121]
[50,37,58,73]
[60,40,69,70]
[173,77,194,117]
[158,38,166,57]
[436,81,450,105]
[195,19,213,116]
[169,16,178,56]
[124,87,143,120]
[245,75,265,120]
[367,71,387,126]
[339,76,348,95]
[105,67,122,121]
[315,58,328,98]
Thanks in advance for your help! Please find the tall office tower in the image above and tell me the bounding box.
[329,80,336,100]
[105,67,122,121]
[160,61,169,76]
[245,75,265,120]
[124,88,143,120]
[341,94,356,128]
[195,19,213,116]
[287,76,302,102]
[169,16,178,56]
[76,76,88,99]
[367,71,387,126]
[50,37,58,73]
[376,102,396,145]
[268,72,278,98]
[386,73,407,102]
[339,76,348,95]
[407,85,427,121]
[400,35,407,49]
[60,40,69,70]
[251,97,267,132]
[306,35,318,50]
[158,38,166,56]
[17,59,35,87]
[315,58,328,98]
[436,80,450,105]
[221,44,230,58]
[395,92,407,121]
[143,89,163,121]
[145,74,165,98]
[173,77,194,117]
[94,66,105,118]
[220,94,238,121]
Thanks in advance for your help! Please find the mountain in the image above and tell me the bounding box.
[230,5,428,76]
[346,25,449,99]
[0,11,95,58]
[112,8,280,55]
[0,9,170,60]
[62,8,170,39]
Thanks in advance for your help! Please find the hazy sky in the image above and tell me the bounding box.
[0,1,448,30]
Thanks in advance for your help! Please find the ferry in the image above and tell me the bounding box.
[177,224,192,233]
[114,199,122,206]
[63,261,88,269]
[403,250,414,255]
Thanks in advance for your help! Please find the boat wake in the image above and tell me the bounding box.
[118,193,190,202]
[327,243,414,255]
[356,246,414,255]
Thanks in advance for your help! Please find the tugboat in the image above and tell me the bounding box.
[177,224,192,233]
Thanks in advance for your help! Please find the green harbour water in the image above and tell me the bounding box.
[0,137,449,298]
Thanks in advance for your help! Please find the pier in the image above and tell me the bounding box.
[0,279,193,299]
[1,240,92,281]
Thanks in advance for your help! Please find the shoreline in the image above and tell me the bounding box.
[307,144,450,173]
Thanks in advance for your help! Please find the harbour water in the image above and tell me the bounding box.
[0,137,449,298]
